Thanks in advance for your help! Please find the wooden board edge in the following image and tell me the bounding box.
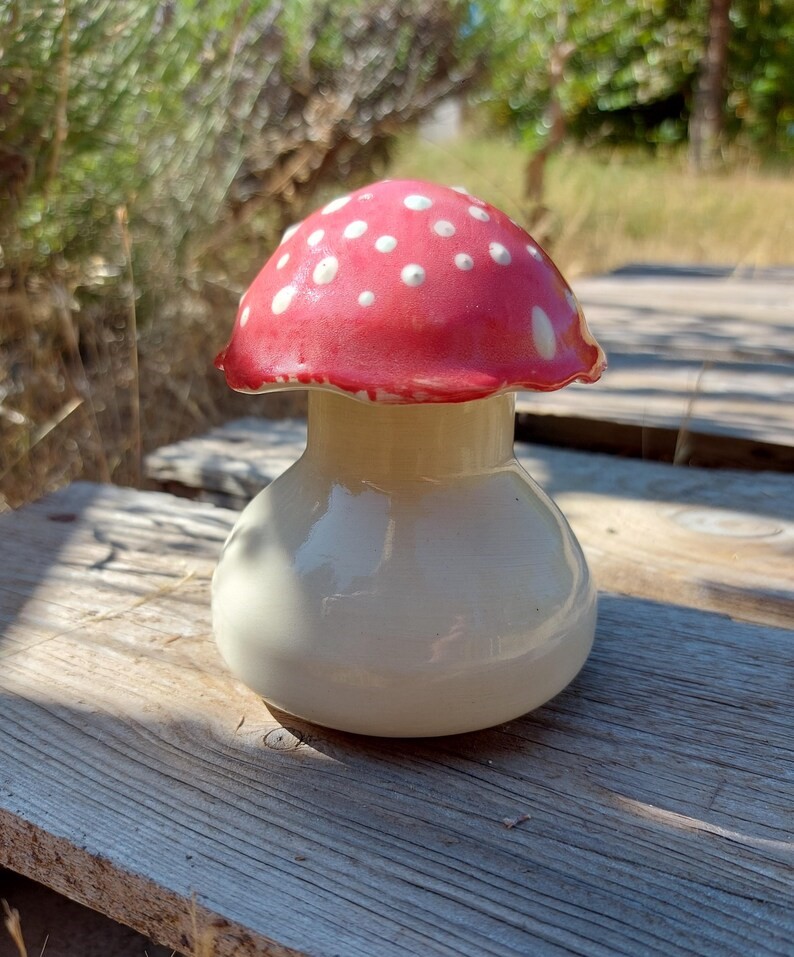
[515,410,794,472]
[0,812,302,957]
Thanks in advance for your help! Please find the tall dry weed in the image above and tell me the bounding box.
[2,899,29,957]
[0,271,304,511]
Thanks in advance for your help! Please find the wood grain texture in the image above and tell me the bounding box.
[144,418,794,628]
[516,266,794,466]
[145,417,308,507]
[0,482,792,957]
[571,265,794,364]
[516,353,794,467]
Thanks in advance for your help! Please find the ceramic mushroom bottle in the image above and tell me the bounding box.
[213,179,605,737]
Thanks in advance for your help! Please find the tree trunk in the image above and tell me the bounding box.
[524,6,575,214]
[688,0,731,171]
[523,19,575,243]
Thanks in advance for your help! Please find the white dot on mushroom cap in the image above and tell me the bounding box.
[272,286,296,315]
[375,235,397,252]
[280,223,300,244]
[450,185,469,194]
[404,194,433,211]
[433,220,456,237]
[455,253,474,271]
[565,289,578,311]
[527,244,543,260]
[307,229,324,247]
[532,306,557,360]
[489,242,512,265]
[359,192,373,201]
[358,291,375,307]
[313,256,339,285]
[240,305,251,327]
[276,253,290,270]
[322,195,351,214]
[344,220,368,239]
[468,205,490,222]
[401,264,426,286]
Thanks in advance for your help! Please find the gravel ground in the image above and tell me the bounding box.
[0,871,176,957]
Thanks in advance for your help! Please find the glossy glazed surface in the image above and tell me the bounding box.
[215,179,605,402]
[212,393,597,736]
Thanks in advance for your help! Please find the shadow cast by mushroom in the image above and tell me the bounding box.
[1,592,791,955]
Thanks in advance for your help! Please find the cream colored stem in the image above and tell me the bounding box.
[304,391,516,483]
[213,387,596,736]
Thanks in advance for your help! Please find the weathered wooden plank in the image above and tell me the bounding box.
[512,266,794,466]
[516,352,794,468]
[145,417,308,507]
[0,482,792,956]
[571,265,794,364]
[144,418,794,628]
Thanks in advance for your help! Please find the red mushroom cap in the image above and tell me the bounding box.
[215,179,605,403]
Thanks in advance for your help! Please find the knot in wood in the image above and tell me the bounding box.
[263,727,303,751]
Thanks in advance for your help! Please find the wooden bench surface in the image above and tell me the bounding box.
[515,266,794,469]
[145,418,794,628]
[3,265,792,954]
[1,474,791,956]
[572,265,794,364]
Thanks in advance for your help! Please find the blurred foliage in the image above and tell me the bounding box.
[727,0,794,153]
[0,0,483,507]
[0,0,792,509]
[480,0,794,156]
[2,0,790,286]
[0,0,482,283]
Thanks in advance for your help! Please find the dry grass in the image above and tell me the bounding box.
[2,898,30,957]
[2,136,792,511]
[390,135,794,277]
[0,271,304,511]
